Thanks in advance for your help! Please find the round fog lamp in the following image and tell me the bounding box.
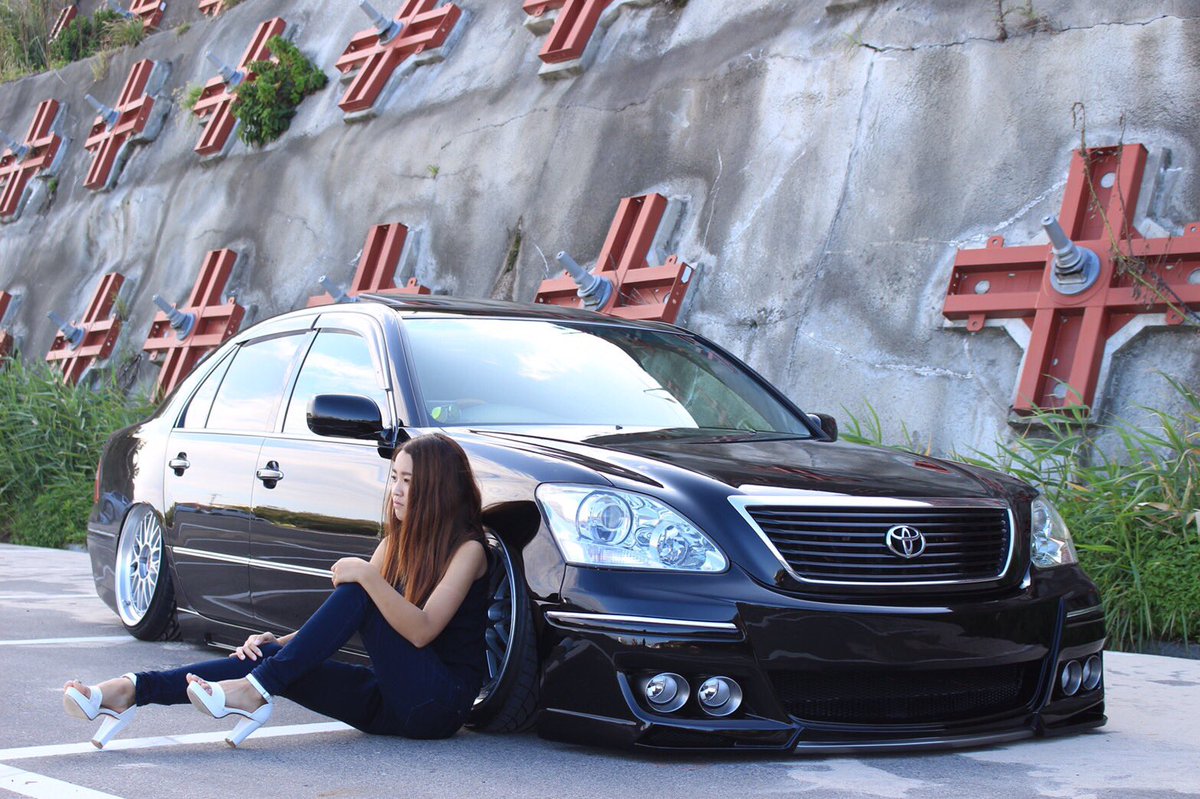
[644,672,689,713]
[697,676,742,717]
[1061,660,1083,696]
[1082,655,1102,691]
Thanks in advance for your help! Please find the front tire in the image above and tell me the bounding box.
[114,505,178,641]
[468,532,539,732]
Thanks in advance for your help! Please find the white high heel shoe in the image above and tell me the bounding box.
[62,673,138,749]
[186,673,273,747]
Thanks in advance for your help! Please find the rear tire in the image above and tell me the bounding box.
[468,532,539,732]
[114,505,178,641]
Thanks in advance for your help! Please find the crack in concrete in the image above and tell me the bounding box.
[858,13,1197,53]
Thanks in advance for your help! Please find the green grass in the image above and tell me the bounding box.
[840,375,1200,651]
[0,359,154,549]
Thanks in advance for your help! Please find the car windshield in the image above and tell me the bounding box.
[402,317,811,435]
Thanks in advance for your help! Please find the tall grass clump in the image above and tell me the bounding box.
[0,1,54,82]
[841,376,1200,651]
[0,359,153,548]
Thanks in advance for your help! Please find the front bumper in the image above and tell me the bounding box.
[536,565,1106,751]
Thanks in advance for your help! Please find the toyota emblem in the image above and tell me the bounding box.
[885,525,926,558]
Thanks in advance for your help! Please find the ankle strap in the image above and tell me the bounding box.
[245,673,271,702]
[121,672,138,687]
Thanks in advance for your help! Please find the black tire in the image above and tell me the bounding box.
[467,532,539,732]
[113,505,179,641]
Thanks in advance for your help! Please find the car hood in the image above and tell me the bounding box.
[471,427,1023,500]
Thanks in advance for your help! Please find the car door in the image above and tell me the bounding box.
[164,329,310,626]
[248,313,395,633]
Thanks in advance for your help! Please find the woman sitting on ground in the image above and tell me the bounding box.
[63,432,490,748]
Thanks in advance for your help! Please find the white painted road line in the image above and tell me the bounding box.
[0,636,133,647]
[0,721,353,762]
[0,595,98,601]
[0,764,126,799]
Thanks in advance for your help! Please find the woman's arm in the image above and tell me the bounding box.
[331,539,487,649]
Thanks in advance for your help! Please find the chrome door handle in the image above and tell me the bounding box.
[169,454,190,476]
[256,461,284,487]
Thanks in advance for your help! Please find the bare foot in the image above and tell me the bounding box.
[63,676,134,713]
[186,674,266,713]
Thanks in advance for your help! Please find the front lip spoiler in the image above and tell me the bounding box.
[545,610,743,640]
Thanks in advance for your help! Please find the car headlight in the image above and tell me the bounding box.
[536,484,728,572]
[1030,494,1078,568]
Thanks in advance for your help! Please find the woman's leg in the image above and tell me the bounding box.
[249,583,377,696]
[134,645,283,706]
[353,605,472,738]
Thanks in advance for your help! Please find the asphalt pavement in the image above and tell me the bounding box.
[1,543,1198,799]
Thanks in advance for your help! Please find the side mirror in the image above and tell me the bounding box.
[807,412,838,442]
[308,394,384,440]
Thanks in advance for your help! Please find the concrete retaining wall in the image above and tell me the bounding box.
[1,0,1197,453]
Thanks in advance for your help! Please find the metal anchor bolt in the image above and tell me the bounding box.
[0,129,28,160]
[48,311,85,349]
[84,94,120,127]
[152,295,197,340]
[318,275,358,304]
[205,51,244,87]
[1042,215,1101,296]
[358,0,403,42]
[556,251,614,312]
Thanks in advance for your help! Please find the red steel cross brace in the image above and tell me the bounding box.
[0,291,14,362]
[128,0,166,30]
[143,249,246,399]
[536,192,694,323]
[334,0,464,117]
[46,272,125,386]
[198,0,229,16]
[944,144,1200,414]
[83,60,164,191]
[524,0,613,64]
[0,99,65,221]
[309,222,430,306]
[191,18,286,157]
[49,5,78,42]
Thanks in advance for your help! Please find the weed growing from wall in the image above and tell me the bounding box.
[232,36,327,147]
[46,9,123,66]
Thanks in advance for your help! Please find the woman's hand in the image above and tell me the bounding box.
[331,556,375,587]
[230,631,277,661]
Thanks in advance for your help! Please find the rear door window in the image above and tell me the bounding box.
[205,334,308,432]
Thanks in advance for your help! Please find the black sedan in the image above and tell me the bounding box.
[86,296,1106,750]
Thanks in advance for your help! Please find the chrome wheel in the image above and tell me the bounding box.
[477,556,516,705]
[115,508,163,627]
[469,532,539,731]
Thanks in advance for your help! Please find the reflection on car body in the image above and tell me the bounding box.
[86,296,1106,750]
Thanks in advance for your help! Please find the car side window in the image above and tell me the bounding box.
[282,330,388,436]
[179,351,233,430]
[205,334,307,432]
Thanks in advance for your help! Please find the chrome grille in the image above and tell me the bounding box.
[738,501,1013,585]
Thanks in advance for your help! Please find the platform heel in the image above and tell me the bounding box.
[63,672,138,749]
[186,673,273,747]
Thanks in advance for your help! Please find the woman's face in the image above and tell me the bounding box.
[390,451,413,521]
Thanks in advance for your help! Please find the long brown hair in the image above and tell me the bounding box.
[381,433,483,606]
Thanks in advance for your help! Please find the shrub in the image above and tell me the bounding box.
[840,376,1200,650]
[232,36,327,147]
[0,359,154,549]
[46,9,122,65]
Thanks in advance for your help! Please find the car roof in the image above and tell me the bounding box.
[360,294,684,332]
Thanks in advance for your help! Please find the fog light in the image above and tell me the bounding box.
[644,672,688,713]
[1061,660,1083,696]
[1082,655,1102,691]
[697,676,742,717]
